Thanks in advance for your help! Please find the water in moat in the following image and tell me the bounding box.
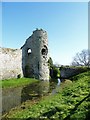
[2,79,61,115]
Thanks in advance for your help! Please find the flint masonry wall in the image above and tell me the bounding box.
[0,47,23,80]
[60,67,87,79]
[0,29,49,80]
[22,29,49,81]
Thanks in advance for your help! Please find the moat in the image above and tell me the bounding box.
[2,79,62,115]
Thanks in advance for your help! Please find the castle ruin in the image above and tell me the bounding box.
[0,29,49,81]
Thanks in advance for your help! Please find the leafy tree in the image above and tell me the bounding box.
[71,49,90,67]
[48,57,53,69]
[48,57,60,79]
[52,65,60,79]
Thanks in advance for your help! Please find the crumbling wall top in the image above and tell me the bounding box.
[21,28,47,49]
[33,28,47,33]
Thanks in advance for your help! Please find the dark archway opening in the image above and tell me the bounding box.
[41,45,48,55]
[42,48,46,55]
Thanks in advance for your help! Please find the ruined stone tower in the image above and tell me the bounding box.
[22,29,49,81]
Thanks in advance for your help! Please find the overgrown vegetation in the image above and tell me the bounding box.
[48,57,60,80]
[0,78,38,88]
[60,65,89,69]
[2,71,90,119]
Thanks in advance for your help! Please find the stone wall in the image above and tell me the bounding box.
[0,29,49,81]
[0,47,23,80]
[22,29,49,81]
[60,67,87,79]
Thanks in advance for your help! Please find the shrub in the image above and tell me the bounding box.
[52,66,60,79]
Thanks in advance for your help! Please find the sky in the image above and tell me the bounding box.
[2,2,88,65]
[1,0,89,2]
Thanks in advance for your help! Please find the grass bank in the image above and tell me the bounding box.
[0,78,38,88]
[2,71,90,119]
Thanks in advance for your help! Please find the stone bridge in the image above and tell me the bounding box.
[60,67,88,79]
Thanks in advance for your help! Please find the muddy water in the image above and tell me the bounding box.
[2,80,59,114]
[2,87,22,114]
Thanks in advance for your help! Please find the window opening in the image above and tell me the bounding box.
[27,48,32,55]
[41,45,48,55]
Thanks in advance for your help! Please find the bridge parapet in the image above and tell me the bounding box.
[60,67,88,79]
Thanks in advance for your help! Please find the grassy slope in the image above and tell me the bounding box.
[0,78,38,88]
[2,71,90,119]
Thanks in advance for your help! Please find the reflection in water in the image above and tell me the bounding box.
[21,81,49,102]
[52,78,61,95]
[2,80,61,115]
[2,87,22,114]
[57,78,61,86]
[2,81,50,114]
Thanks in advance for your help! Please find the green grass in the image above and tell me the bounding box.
[0,78,38,88]
[2,71,90,119]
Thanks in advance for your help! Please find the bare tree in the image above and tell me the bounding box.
[71,49,90,67]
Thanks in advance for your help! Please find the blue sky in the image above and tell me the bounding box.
[2,2,88,65]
